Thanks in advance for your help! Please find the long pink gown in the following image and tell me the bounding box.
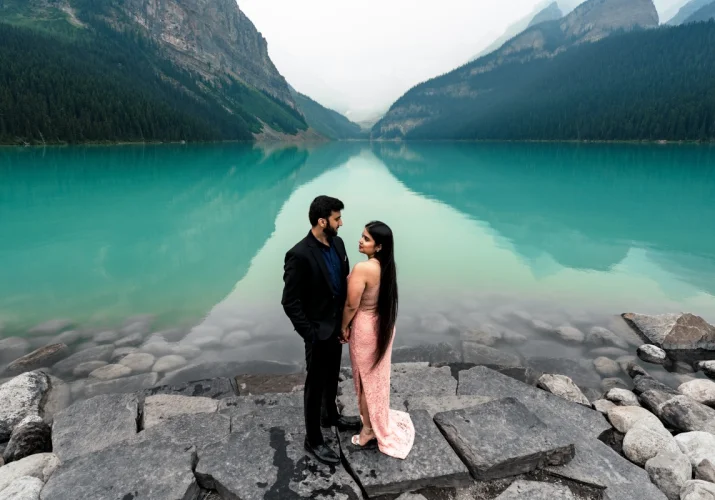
[349,274,415,459]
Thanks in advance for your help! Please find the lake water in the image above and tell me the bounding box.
[2,142,715,381]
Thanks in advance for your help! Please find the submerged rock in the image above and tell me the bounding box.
[51,345,114,376]
[2,344,69,376]
[118,352,155,373]
[28,319,73,336]
[587,327,629,349]
[554,325,585,343]
[0,338,31,365]
[594,357,621,377]
[462,342,522,367]
[88,363,131,381]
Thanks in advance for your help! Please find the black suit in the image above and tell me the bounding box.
[282,231,349,445]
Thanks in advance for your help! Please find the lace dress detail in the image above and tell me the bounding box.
[348,272,415,459]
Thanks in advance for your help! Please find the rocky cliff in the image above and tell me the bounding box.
[102,0,296,109]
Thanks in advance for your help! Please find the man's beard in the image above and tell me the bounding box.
[324,225,338,238]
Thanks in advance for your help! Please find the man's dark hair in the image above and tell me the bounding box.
[309,196,344,226]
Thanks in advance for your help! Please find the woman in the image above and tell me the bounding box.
[341,221,415,459]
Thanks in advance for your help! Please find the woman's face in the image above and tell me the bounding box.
[358,228,380,256]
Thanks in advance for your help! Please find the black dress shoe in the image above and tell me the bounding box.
[321,415,361,431]
[304,438,341,465]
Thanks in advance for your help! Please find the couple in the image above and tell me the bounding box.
[281,195,415,465]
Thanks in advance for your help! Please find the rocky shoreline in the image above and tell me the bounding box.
[0,312,714,499]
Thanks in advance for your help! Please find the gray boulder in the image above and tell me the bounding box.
[40,439,199,500]
[2,344,69,376]
[434,398,574,480]
[698,360,715,379]
[637,344,667,365]
[696,459,715,482]
[0,476,43,500]
[3,416,51,464]
[537,374,590,406]
[645,451,692,500]
[622,313,715,351]
[0,371,59,442]
[152,355,187,373]
[51,345,114,376]
[680,480,715,500]
[603,481,669,500]
[658,395,715,433]
[554,325,585,343]
[606,388,641,407]
[0,453,60,493]
[675,431,715,469]
[623,423,679,466]
[601,378,629,392]
[133,412,229,451]
[679,379,715,407]
[52,393,139,461]
[607,406,662,434]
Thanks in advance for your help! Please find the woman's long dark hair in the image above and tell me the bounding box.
[365,221,398,369]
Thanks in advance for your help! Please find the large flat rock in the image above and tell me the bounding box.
[339,409,471,497]
[458,366,609,440]
[133,413,230,452]
[218,393,303,419]
[391,343,462,365]
[622,313,715,351]
[40,439,200,500]
[83,372,159,398]
[434,398,575,480]
[52,393,139,461]
[458,366,652,490]
[390,364,457,402]
[143,394,218,429]
[196,407,361,499]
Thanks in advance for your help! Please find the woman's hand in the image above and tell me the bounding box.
[340,325,351,344]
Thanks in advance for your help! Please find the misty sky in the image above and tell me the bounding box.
[240,0,686,122]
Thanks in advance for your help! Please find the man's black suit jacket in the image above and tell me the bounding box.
[282,232,349,342]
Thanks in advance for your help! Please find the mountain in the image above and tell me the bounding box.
[470,3,550,61]
[374,0,661,140]
[372,21,715,141]
[528,2,564,28]
[661,0,692,22]
[666,0,714,23]
[684,0,715,21]
[0,0,308,144]
[289,88,365,140]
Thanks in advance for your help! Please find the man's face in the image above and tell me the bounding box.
[322,210,342,238]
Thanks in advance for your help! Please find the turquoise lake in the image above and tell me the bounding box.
[1,142,715,369]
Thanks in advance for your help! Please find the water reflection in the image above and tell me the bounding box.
[0,143,361,327]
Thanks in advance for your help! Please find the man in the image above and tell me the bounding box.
[282,195,361,465]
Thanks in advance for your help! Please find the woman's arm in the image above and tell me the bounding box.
[341,263,366,337]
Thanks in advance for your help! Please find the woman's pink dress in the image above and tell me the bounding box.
[349,273,415,459]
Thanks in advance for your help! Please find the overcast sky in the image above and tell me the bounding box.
[240,0,685,122]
